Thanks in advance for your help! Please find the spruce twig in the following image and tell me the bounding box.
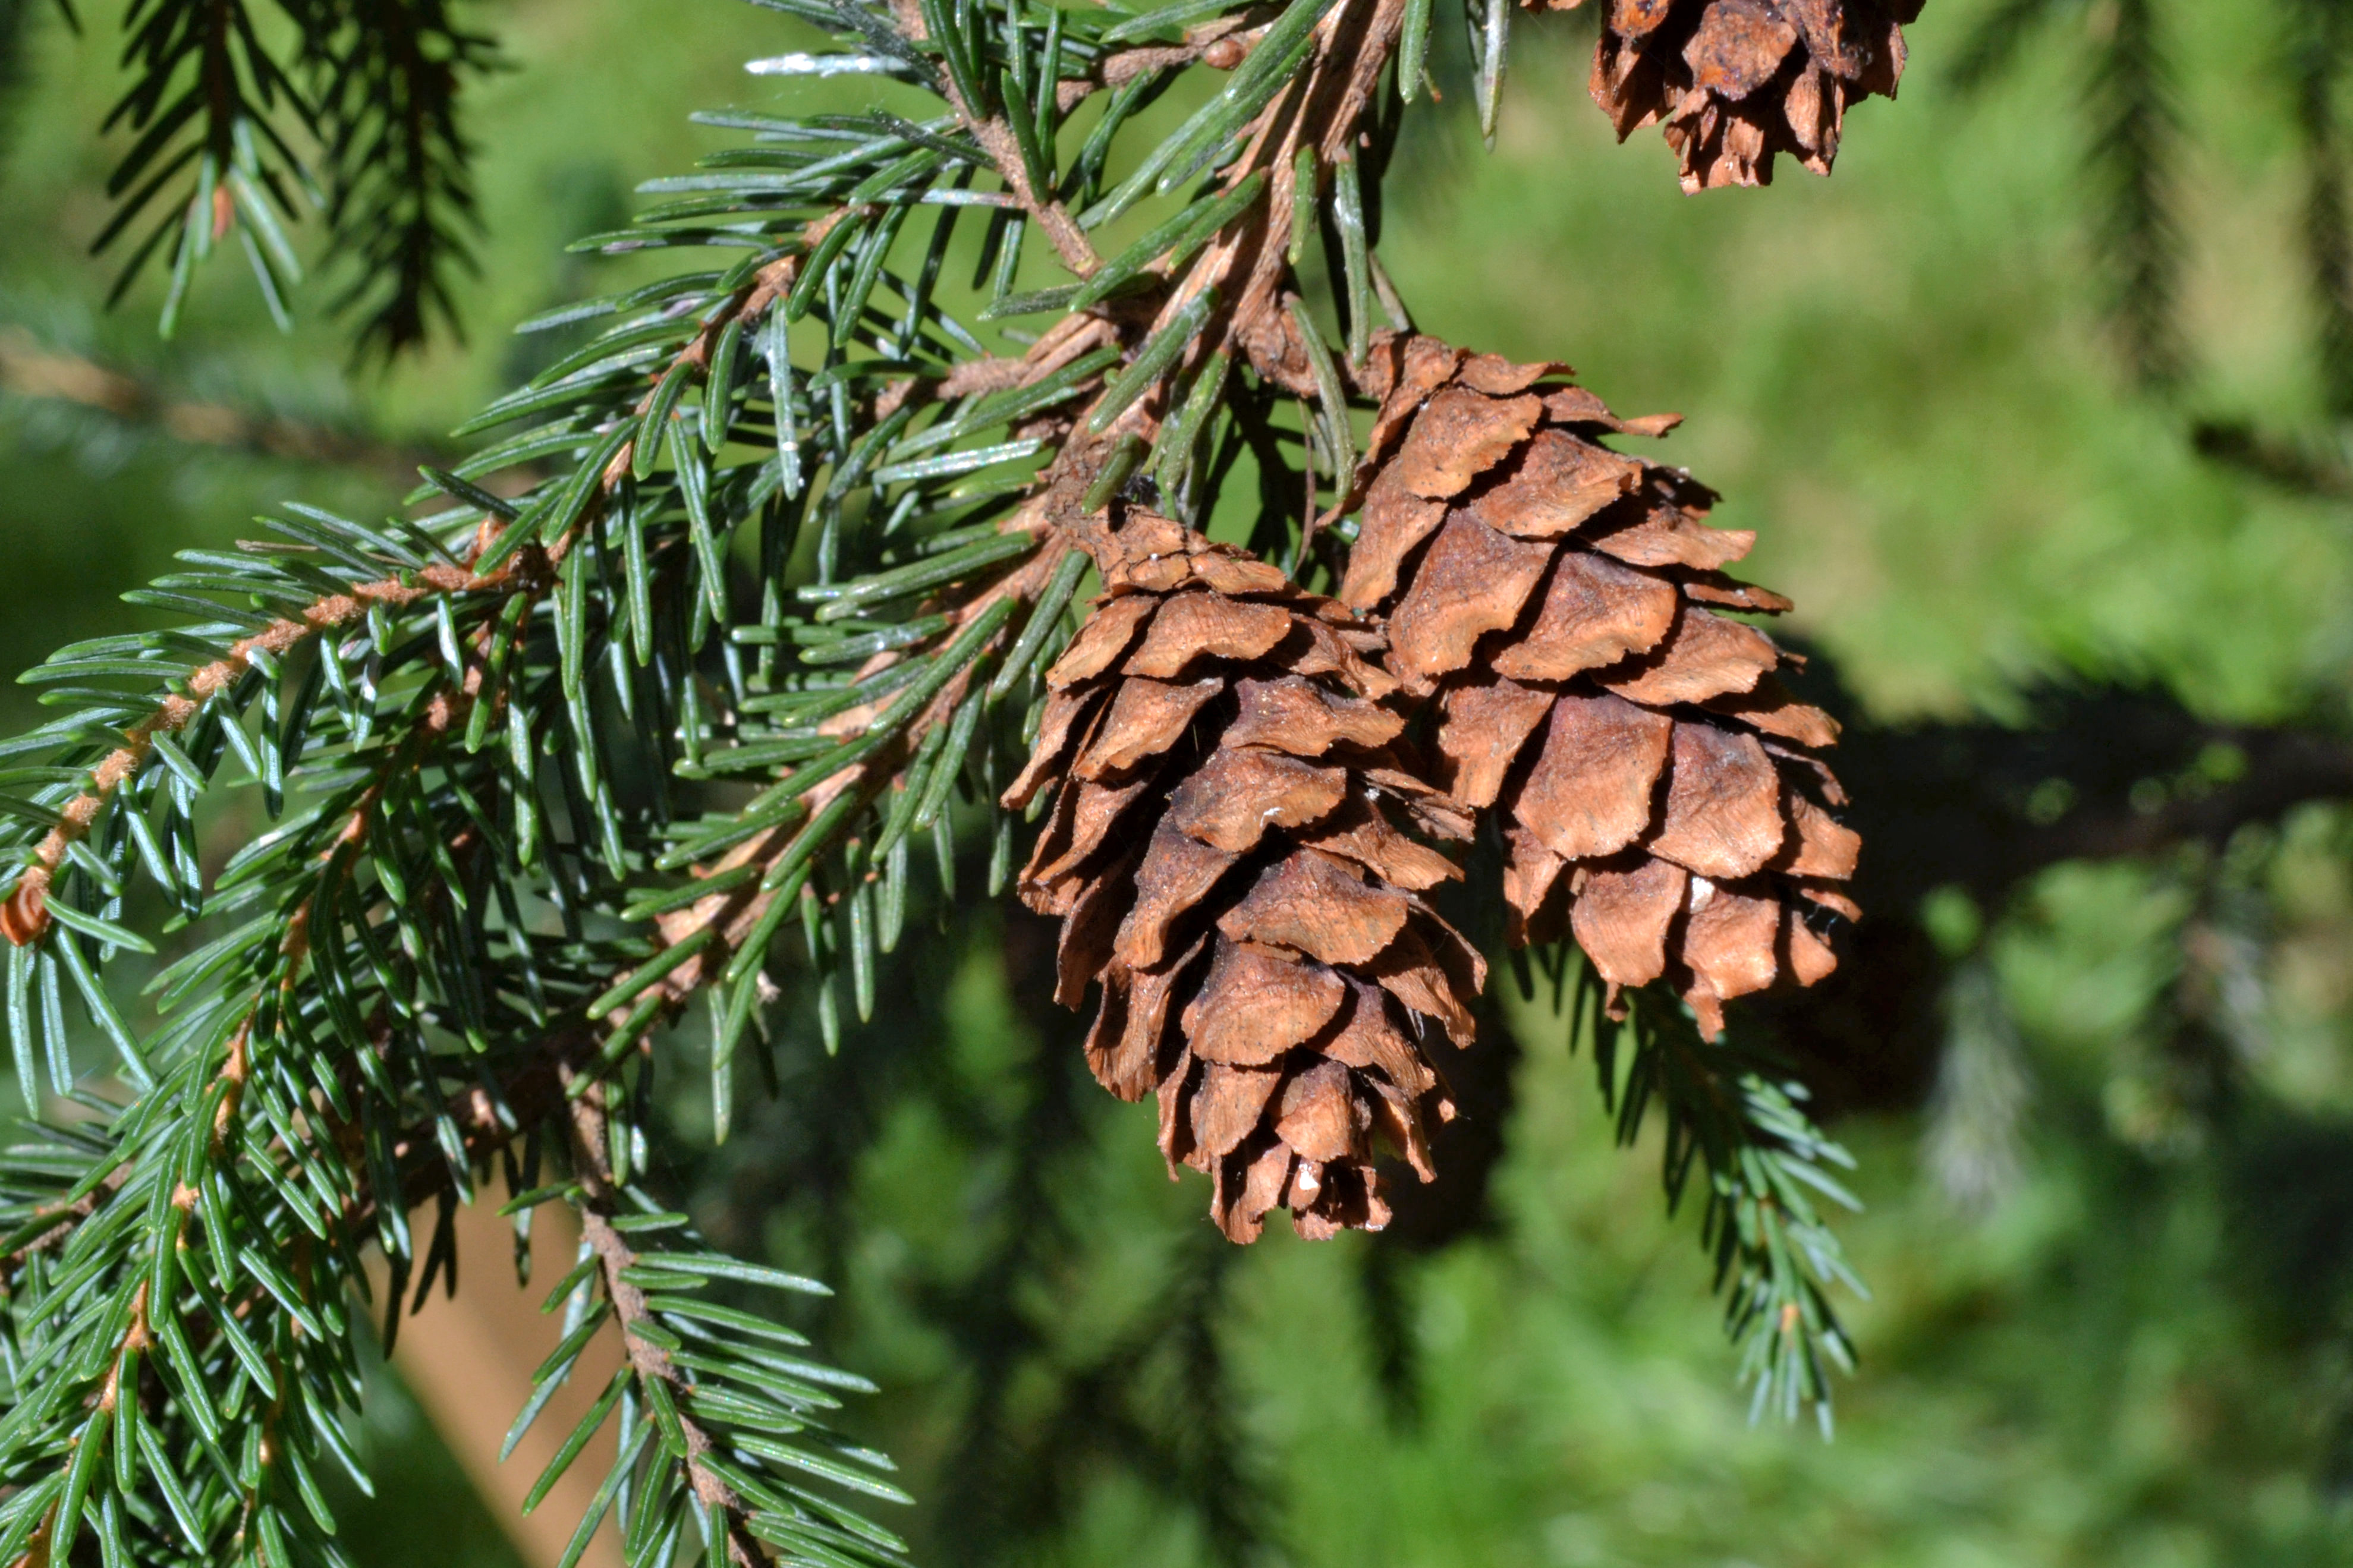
[0,0,1909,1552]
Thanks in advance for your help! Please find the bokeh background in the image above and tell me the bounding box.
[8,1,2353,1565]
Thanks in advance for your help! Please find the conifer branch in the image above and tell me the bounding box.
[1561,963,1863,1432]
[2284,0,2353,417]
[1,553,504,946]
[1955,0,2187,391]
[566,1088,770,1568]
[0,0,1923,1548]
[303,0,501,360]
[2087,0,2183,389]
[93,0,317,332]
[930,73,1102,276]
[71,0,501,352]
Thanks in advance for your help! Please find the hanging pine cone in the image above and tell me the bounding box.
[1339,333,1858,1040]
[1569,0,1924,191]
[1005,511,1484,1243]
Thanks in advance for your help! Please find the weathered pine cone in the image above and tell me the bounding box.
[1339,333,1858,1040]
[1005,512,1485,1242]
[1570,0,1924,192]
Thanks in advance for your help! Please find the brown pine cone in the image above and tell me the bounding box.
[1339,333,1859,1040]
[1004,512,1484,1243]
[1569,0,1924,192]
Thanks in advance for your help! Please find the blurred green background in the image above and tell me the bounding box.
[9,1,2353,1565]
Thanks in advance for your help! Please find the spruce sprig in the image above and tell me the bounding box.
[78,0,498,352]
[0,0,1877,1556]
[1558,952,1864,1435]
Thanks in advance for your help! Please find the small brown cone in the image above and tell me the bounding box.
[1343,333,1858,1040]
[1008,514,1484,1243]
[1568,0,1924,193]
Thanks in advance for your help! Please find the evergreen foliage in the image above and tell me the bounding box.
[73,0,499,354]
[1955,0,2353,400]
[0,0,1926,1561]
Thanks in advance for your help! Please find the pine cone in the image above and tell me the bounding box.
[1005,512,1484,1243]
[1339,333,1858,1040]
[1573,0,1924,192]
